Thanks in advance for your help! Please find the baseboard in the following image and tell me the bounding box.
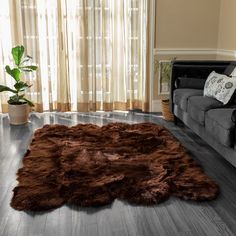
[152,99,162,112]
[216,49,236,58]
[153,48,236,58]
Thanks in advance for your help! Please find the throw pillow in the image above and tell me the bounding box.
[204,71,236,105]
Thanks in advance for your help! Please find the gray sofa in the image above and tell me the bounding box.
[170,60,236,168]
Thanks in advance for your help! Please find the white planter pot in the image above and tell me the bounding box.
[8,103,29,125]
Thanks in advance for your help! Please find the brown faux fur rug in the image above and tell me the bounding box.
[11,122,219,211]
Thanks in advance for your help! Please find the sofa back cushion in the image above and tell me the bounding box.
[173,89,203,111]
[188,96,223,125]
[175,77,206,89]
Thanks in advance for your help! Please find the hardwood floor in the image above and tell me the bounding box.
[0,112,235,236]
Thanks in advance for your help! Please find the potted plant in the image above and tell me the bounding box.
[158,59,175,121]
[0,45,37,125]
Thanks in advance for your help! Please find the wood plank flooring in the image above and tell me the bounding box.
[0,112,235,236]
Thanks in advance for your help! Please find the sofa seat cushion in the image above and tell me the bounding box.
[187,96,223,125]
[205,109,235,147]
[173,89,203,111]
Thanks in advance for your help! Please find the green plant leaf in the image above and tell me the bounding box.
[5,66,21,82]
[22,97,34,107]
[8,94,21,103]
[8,94,30,105]
[0,85,17,93]
[12,45,24,66]
[21,55,32,64]
[19,65,38,72]
[14,81,30,91]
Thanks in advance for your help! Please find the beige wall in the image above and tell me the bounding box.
[155,0,221,49]
[153,0,236,106]
[217,0,236,59]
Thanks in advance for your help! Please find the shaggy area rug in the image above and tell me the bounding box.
[11,122,219,211]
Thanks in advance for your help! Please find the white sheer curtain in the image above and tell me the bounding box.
[0,0,152,112]
[0,1,13,112]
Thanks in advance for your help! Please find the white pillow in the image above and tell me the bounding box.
[204,71,236,105]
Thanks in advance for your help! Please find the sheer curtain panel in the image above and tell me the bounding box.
[0,0,153,112]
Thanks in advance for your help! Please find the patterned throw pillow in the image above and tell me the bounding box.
[204,71,236,105]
